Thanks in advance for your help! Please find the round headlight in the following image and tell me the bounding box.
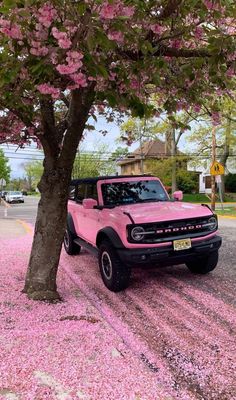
[131,226,145,241]
[208,216,217,231]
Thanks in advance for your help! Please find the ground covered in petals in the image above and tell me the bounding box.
[0,235,169,400]
[1,226,235,400]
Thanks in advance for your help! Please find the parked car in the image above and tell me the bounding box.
[64,175,222,292]
[0,191,8,200]
[5,191,24,203]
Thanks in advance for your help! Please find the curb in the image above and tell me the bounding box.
[218,215,236,220]
[0,198,11,208]
[16,219,34,234]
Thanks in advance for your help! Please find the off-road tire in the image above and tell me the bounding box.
[186,250,218,274]
[63,227,81,255]
[98,240,131,292]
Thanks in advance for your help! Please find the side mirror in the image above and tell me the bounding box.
[173,191,183,201]
[82,198,98,209]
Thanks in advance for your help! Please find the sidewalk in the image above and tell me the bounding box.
[0,218,29,239]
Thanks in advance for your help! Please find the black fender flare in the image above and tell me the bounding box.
[96,227,125,249]
[66,213,77,237]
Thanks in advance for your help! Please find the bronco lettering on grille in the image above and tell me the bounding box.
[156,224,202,234]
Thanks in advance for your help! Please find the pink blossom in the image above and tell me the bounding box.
[108,31,124,43]
[66,50,83,62]
[193,104,201,113]
[0,20,23,40]
[70,72,87,88]
[56,64,80,75]
[109,72,116,81]
[58,38,72,49]
[37,3,57,28]
[204,0,213,10]
[100,3,117,19]
[30,47,48,57]
[121,6,135,17]
[52,27,72,49]
[130,79,140,90]
[37,83,60,99]
[171,39,182,49]
[211,111,221,126]
[194,26,204,40]
[226,67,235,78]
[151,24,163,35]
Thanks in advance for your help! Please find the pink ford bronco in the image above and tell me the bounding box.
[64,175,222,292]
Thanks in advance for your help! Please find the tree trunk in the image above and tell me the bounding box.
[23,87,95,301]
[23,166,71,300]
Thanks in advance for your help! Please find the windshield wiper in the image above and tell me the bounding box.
[138,198,167,203]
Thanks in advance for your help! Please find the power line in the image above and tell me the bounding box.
[3,153,236,161]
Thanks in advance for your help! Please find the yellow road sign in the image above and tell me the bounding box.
[210,161,225,175]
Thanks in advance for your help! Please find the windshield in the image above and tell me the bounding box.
[101,180,169,206]
[9,191,21,195]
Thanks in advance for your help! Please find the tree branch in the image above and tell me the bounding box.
[120,44,211,61]
[39,98,60,159]
[158,0,183,20]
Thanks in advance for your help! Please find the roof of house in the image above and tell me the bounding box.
[117,139,166,165]
[133,139,166,157]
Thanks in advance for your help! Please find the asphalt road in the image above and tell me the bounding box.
[0,195,39,224]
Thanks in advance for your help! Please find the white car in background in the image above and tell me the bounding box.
[5,191,24,203]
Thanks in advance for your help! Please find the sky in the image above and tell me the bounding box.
[0,116,127,179]
[1,114,188,179]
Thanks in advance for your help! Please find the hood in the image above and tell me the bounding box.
[118,201,213,224]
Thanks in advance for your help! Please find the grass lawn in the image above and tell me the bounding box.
[183,193,210,203]
[215,207,236,217]
[183,193,235,203]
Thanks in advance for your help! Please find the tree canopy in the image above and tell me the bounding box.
[0,149,11,183]
[0,0,235,148]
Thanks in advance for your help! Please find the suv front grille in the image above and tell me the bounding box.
[127,216,217,244]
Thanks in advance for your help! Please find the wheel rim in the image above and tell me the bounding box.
[64,230,69,249]
[101,251,113,280]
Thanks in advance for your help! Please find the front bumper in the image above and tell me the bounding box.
[117,235,222,267]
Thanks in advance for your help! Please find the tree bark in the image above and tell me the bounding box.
[23,87,95,301]
[23,166,71,301]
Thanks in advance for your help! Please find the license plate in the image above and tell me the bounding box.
[173,238,191,251]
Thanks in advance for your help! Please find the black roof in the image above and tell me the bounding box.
[71,174,154,185]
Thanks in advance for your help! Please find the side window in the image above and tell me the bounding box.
[77,183,86,203]
[68,185,75,200]
[86,183,98,201]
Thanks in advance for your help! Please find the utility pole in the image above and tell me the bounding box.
[171,127,177,194]
[139,121,144,174]
[211,126,216,211]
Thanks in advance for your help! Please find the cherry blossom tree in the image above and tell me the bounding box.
[0,0,235,300]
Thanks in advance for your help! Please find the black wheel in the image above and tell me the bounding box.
[98,240,131,292]
[64,227,81,255]
[186,250,218,274]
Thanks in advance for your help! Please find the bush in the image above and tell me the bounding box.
[225,174,236,193]
[177,171,198,193]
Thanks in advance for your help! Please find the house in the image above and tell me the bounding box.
[117,139,168,175]
[187,158,236,193]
